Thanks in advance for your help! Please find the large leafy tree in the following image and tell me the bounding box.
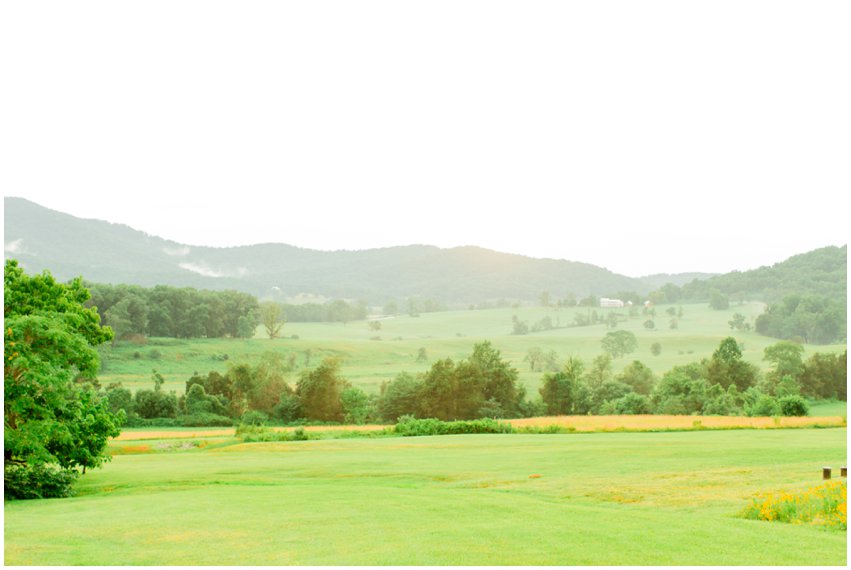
[539,357,590,415]
[4,260,121,497]
[296,357,348,422]
[600,330,638,359]
[704,337,759,391]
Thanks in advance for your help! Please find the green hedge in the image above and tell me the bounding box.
[394,416,514,437]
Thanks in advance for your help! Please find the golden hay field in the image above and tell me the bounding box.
[507,414,846,431]
[114,414,845,441]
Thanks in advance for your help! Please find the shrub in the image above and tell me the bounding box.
[748,395,780,417]
[134,389,178,419]
[236,425,312,443]
[103,385,134,423]
[291,427,308,441]
[272,393,302,423]
[608,393,654,415]
[4,464,79,500]
[124,416,182,427]
[240,410,269,426]
[182,413,234,427]
[778,395,809,417]
[395,416,514,437]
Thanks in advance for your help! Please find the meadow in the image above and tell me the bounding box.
[4,428,846,565]
[7,300,846,566]
[97,301,848,399]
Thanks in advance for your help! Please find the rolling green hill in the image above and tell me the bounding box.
[677,245,847,303]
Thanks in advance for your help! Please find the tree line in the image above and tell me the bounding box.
[86,282,375,341]
[86,283,260,340]
[102,335,846,431]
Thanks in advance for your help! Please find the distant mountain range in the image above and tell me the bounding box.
[3,197,844,306]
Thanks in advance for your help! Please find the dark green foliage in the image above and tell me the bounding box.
[523,347,559,373]
[601,330,638,359]
[477,397,507,419]
[755,294,845,345]
[124,417,183,427]
[746,393,780,417]
[778,395,809,417]
[728,312,750,331]
[4,463,79,500]
[183,383,229,417]
[763,341,805,380]
[340,386,373,424]
[4,260,121,492]
[705,337,759,391]
[87,283,260,340]
[297,358,348,422]
[539,357,590,415]
[603,393,653,415]
[702,385,743,416]
[181,413,233,427]
[590,380,634,414]
[708,289,730,310]
[616,361,656,395]
[134,388,178,419]
[799,351,846,400]
[378,373,424,422]
[651,365,712,415]
[103,384,134,422]
[394,416,514,437]
[240,410,269,426]
[511,315,530,335]
[415,342,523,421]
[236,425,312,443]
[271,393,302,423]
[183,354,293,419]
[649,246,846,313]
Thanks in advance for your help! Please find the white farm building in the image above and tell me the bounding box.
[599,298,625,308]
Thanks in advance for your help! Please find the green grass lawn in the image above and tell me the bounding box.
[810,400,847,417]
[97,302,847,396]
[5,428,846,565]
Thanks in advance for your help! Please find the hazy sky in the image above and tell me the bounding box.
[2,1,848,277]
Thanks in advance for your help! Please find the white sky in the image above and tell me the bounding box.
[2,1,848,277]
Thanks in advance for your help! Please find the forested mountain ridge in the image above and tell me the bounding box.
[671,245,847,304]
[4,197,846,309]
[5,197,649,304]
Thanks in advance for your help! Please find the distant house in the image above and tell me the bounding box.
[599,298,625,308]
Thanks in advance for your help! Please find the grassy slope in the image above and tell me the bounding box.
[98,302,847,396]
[4,429,846,565]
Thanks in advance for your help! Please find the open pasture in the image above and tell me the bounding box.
[5,428,846,565]
[96,302,847,396]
